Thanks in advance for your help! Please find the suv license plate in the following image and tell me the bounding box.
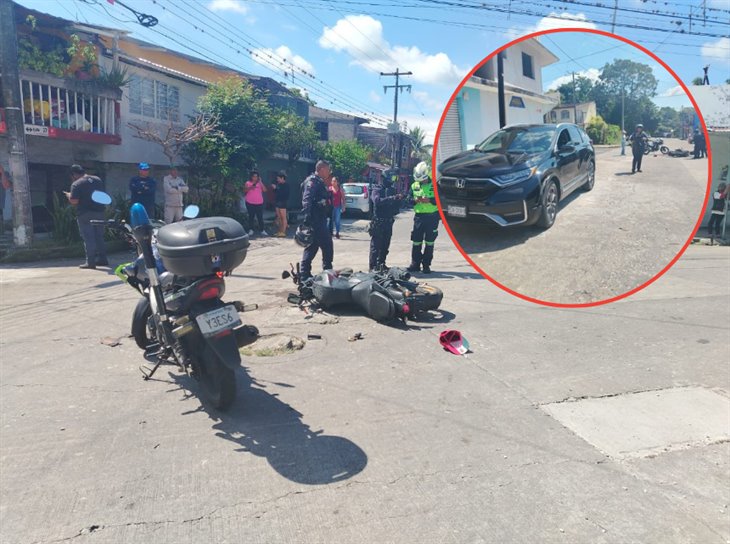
[447,205,467,217]
[346,197,353,203]
[195,305,241,337]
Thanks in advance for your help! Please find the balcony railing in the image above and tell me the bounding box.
[18,69,121,145]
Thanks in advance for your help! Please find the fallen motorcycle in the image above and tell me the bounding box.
[92,192,258,411]
[660,147,691,158]
[283,264,443,323]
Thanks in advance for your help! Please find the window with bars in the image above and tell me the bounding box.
[129,75,180,121]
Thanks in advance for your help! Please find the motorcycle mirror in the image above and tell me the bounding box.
[91,191,112,206]
[282,270,291,279]
[183,205,200,219]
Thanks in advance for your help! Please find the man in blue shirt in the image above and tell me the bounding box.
[129,162,156,218]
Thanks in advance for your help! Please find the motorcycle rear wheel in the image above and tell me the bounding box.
[411,284,444,312]
[660,146,669,154]
[195,343,236,411]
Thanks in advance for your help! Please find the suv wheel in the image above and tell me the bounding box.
[582,161,595,192]
[537,179,559,229]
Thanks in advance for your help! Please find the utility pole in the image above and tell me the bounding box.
[381,68,412,169]
[497,52,506,128]
[620,88,626,155]
[611,0,618,33]
[571,71,578,123]
[0,0,33,247]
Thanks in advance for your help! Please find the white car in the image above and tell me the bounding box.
[343,182,372,217]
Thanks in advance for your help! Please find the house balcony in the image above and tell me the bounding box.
[12,69,122,145]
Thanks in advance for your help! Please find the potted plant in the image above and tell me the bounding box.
[66,34,99,80]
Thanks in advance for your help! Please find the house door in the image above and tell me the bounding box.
[437,100,462,166]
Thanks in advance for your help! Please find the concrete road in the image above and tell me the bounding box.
[1,213,728,544]
[446,139,709,304]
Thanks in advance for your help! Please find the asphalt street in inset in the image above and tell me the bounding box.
[1,212,728,543]
[446,139,709,304]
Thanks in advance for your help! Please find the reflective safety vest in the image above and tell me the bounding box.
[411,181,438,214]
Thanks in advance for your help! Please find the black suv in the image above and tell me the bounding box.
[437,123,595,229]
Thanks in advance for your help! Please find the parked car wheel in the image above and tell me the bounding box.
[582,161,595,192]
[537,179,559,229]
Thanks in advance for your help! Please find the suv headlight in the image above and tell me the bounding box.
[490,166,537,187]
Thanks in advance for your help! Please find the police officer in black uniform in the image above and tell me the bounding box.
[300,160,334,280]
[369,169,403,271]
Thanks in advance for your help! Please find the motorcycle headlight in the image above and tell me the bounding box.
[490,166,537,187]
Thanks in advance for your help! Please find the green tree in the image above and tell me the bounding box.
[692,77,704,85]
[408,126,434,164]
[551,75,595,105]
[275,111,319,168]
[190,78,279,178]
[322,140,371,182]
[585,115,621,145]
[593,60,659,133]
[656,106,680,136]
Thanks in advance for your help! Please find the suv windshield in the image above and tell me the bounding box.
[476,126,556,155]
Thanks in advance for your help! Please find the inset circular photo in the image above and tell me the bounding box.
[434,29,711,307]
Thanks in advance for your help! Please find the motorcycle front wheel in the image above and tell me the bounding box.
[660,146,669,154]
[131,297,154,350]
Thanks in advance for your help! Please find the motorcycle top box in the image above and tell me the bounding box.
[156,217,249,277]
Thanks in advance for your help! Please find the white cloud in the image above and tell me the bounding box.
[208,0,248,15]
[701,37,730,65]
[545,68,600,92]
[507,12,596,39]
[369,90,382,103]
[251,45,315,76]
[412,90,445,112]
[319,15,467,87]
[661,85,686,98]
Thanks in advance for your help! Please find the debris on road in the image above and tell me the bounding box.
[307,334,322,340]
[348,332,364,342]
[100,336,123,347]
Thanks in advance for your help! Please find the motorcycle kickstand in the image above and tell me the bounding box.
[140,357,163,381]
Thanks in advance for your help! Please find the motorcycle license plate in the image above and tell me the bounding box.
[447,205,467,218]
[195,305,241,337]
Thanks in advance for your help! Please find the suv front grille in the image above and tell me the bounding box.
[438,177,496,201]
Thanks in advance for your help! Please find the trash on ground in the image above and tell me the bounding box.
[307,333,322,340]
[100,336,123,347]
[348,332,364,342]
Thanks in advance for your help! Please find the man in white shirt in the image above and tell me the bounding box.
[163,167,189,223]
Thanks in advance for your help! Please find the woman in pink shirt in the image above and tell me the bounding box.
[329,177,346,239]
[243,170,267,235]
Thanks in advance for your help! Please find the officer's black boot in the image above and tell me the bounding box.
[407,245,422,272]
[422,245,434,274]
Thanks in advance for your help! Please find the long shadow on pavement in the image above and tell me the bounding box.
[173,368,368,485]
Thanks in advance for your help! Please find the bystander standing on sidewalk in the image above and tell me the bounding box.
[163,166,188,223]
[708,182,728,239]
[329,177,345,239]
[272,171,289,237]
[129,163,156,219]
[244,170,267,236]
[64,164,107,269]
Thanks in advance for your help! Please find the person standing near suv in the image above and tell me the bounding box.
[64,164,107,269]
[628,124,648,174]
[407,162,439,274]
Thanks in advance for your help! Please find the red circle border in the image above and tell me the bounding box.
[432,27,713,309]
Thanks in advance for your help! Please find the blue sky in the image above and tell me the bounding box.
[17,0,730,139]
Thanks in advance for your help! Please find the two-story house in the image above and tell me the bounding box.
[437,38,559,165]
[0,2,310,227]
